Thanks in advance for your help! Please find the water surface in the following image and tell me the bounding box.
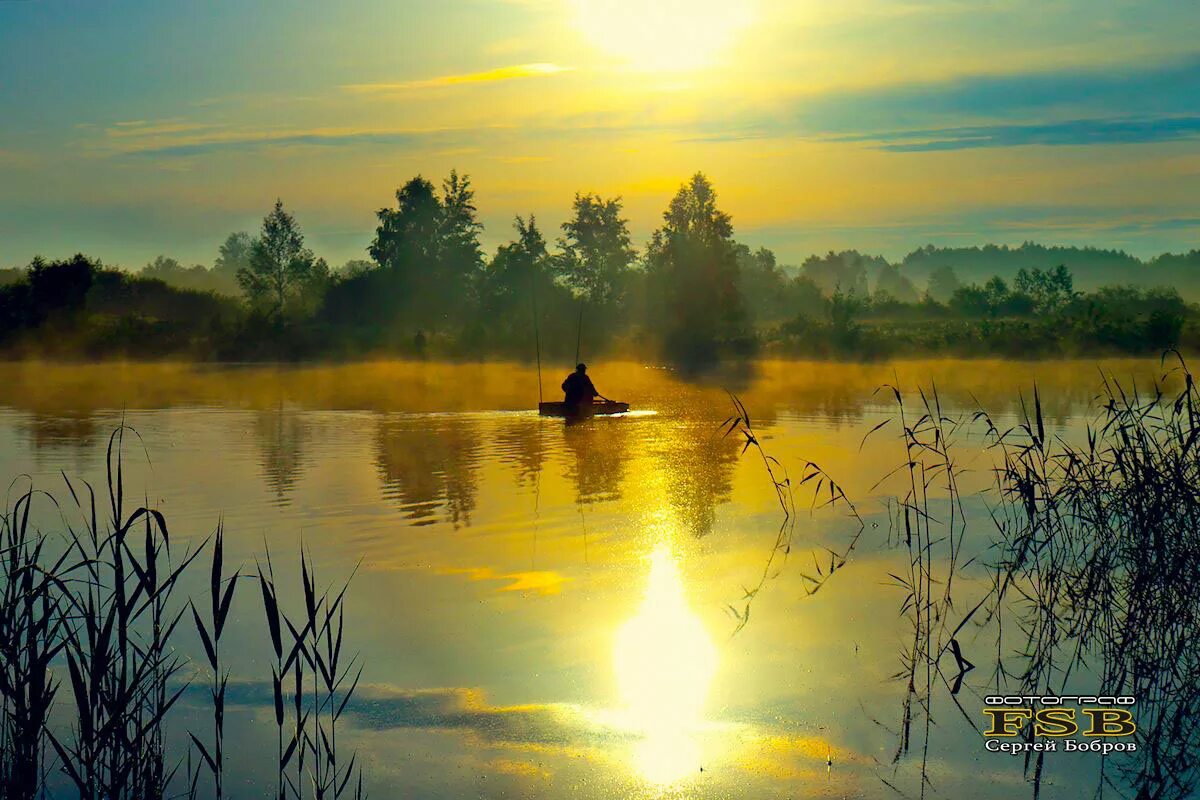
[0,359,1167,799]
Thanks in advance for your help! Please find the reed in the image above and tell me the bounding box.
[858,363,1200,799]
[265,547,364,800]
[48,428,207,800]
[866,383,977,800]
[722,392,865,631]
[975,352,1200,799]
[188,523,237,800]
[732,355,1200,799]
[0,428,367,799]
[0,487,71,800]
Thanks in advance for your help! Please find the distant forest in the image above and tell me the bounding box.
[2,171,1198,365]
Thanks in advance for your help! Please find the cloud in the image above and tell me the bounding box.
[342,63,573,94]
[841,115,1200,151]
[438,566,569,595]
[193,680,869,791]
[115,127,463,158]
[803,54,1200,130]
[683,113,1200,150]
[215,682,620,750]
[212,681,857,758]
[106,119,223,139]
[106,116,638,159]
[103,54,1200,162]
[684,54,1200,151]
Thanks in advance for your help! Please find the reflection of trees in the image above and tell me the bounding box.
[654,421,739,537]
[557,415,737,533]
[374,417,480,528]
[561,419,631,505]
[492,418,547,488]
[20,412,102,474]
[253,406,310,506]
[23,413,99,453]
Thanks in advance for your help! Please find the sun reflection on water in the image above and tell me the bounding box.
[613,544,718,785]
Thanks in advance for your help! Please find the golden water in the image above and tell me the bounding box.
[0,359,1166,798]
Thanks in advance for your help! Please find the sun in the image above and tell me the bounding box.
[572,0,755,72]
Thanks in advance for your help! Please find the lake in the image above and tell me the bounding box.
[0,358,1172,799]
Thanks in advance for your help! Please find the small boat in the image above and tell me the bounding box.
[539,400,630,417]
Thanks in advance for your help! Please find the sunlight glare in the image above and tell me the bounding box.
[572,0,754,72]
[614,545,718,783]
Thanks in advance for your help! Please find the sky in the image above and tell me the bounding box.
[1,0,1198,270]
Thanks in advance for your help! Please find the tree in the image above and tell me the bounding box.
[949,284,990,317]
[370,177,442,269]
[368,171,484,332]
[874,262,919,303]
[142,255,184,280]
[827,286,863,350]
[27,254,96,327]
[926,265,961,302]
[1015,265,1075,311]
[467,215,582,357]
[214,232,254,278]
[237,200,323,318]
[554,193,636,308]
[800,250,877,297]
[645,173,748,364]
[488,215,549,300]
[140,255,231,294]
[735,245,796,324]
[983,276,1009,306]
[339,259,374,278]
[438,170,485,297]
[786,274,826,318]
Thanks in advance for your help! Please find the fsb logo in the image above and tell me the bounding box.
[981,696,1138,755]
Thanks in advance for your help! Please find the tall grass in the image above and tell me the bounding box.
[0,428,367,799]
[722,393,865,633]
[872,359,1200,799]
[733,354,1200,799]
[0,487,71,800]
[976,353,1200,799]
[864,383,979,800]
[43,427,206,800]
[267,548,364,800]
[188,523,236,800]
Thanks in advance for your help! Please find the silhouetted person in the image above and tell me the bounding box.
[562,363,599,411]
[413,329,427,357]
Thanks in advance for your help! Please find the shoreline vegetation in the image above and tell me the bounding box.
[0,429,365,800]
[728,355,1200,799]
[2,172,1198,368]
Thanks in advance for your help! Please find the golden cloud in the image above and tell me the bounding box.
[343,63,573,93]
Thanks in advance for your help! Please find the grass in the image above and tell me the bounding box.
[975,352,1200,800]
[721,392,865,633]
[0,428,366,799]
[733,353,1200,800]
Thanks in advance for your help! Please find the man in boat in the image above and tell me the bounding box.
[562,363,600,412]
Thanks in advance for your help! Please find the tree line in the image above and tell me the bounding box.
[1,170,1197,364]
